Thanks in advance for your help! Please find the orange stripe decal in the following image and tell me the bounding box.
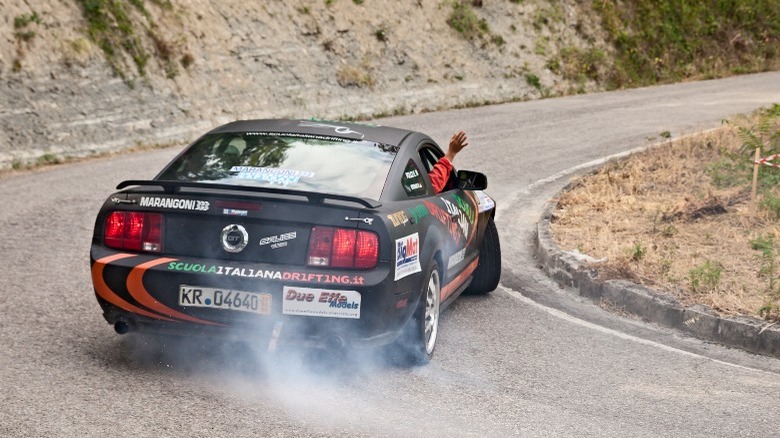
[92,254,175,321]
[127,258,222,326]
[441,257,479,301]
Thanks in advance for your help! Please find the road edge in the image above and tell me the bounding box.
[535,186,780,359]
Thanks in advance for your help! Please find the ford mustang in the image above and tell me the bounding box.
[90,119,500,364]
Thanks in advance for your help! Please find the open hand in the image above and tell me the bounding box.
[446,131,469,162]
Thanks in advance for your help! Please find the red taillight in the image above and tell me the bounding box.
[306,227,378,269]
[104,212,125,249]
[104,212,163,253]
[332,229,357,268]
[354,231,379,269]
[307,227,335,266]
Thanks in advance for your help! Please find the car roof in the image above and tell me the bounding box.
[208,119,416,147]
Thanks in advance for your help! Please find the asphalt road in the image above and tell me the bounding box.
[2,72,780,437]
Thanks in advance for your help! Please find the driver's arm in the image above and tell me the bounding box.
[429,157,453,193]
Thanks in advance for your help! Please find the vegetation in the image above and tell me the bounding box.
[14,11,41,41]
[711,105,780,191]
[337,65,376,88]
[688,261,723,293]
[13,11,42,72]
[447,1,504,47]
[74,0,184,82]
[593,0,780,89]
[448,1,489,39]
[553,105,780,322]
[553,47,607,89]
[629,242,646,262]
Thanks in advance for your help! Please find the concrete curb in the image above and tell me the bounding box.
[535,188,780,359]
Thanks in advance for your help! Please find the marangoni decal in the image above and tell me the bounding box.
[139,196,210,211]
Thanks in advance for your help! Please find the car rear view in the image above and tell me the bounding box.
[90,121,406,349]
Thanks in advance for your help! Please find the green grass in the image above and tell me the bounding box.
[709,104,780,190]
[629,241,647,261]
[525,73,541,90]
[688,260,723,293]
[558,47,607,83]
[14,12,41,29]
[75,0,180,82]
[594,0,780,89]
[448,1,489,40]
[12,11,43,72]
[76,0,150,79]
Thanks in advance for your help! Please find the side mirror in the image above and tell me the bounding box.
[457,170,487,190]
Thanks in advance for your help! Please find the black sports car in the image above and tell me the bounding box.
[90,119,500,364]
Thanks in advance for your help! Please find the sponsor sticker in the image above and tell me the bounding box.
[395,233,421,280]
[282,286,361,319]
[408,204,429,221]
[167,262,366,285]
[230,166,315,187]
[139,196,210,211]
[402,159,426,196]
[448,248,466,269]
[223,208,248,216]
[297,121,365,139]
[475,191,495,213]
[387,211,409,227]
[259,231,297,248]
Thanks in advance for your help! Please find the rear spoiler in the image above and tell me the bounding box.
[116,180,382,209]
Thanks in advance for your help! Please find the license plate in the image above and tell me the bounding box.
[179,285,271,315]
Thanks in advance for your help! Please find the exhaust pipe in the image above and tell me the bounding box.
[325,335,347,351]
[114,320,134,335]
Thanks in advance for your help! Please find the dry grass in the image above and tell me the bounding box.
[551,124,780,321]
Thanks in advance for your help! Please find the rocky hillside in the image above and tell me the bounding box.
[0,0,611,169]
[1,0,777,170]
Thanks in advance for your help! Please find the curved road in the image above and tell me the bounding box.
[2,72,780,437]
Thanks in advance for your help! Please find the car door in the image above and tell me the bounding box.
[418,144,480,298]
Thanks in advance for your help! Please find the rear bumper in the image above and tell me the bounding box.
[100,304,401,350]
[91,247,417,349]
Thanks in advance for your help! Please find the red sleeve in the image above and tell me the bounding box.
[429,157,453,193]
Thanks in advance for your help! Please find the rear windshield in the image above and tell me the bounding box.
[157,132,398,199]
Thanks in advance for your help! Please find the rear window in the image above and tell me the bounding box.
[157,132,398,199]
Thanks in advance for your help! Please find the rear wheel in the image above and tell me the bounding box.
[464,218,501,294]
[390,261,441,366]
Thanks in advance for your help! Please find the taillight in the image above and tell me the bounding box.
[307,227,335,266]
[332,229,357,267]
[354,231,379,269]
[306,226,378,269]
[104,212,163,253]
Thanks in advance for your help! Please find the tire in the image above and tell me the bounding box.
[464,218,501,294]
[389,261,441,366]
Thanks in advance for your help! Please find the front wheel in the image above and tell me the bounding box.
[464,218,501,294]
[390,261,441,366]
